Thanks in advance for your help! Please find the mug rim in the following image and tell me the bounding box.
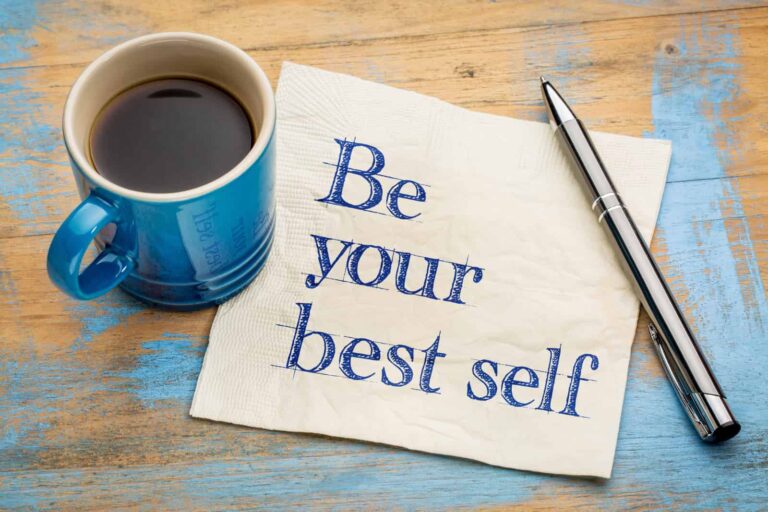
[62,31,276,204]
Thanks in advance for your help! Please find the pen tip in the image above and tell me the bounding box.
[540,76,547,85]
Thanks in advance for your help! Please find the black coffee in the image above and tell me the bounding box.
[90,78,253,193]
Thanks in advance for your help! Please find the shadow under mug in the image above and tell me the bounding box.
[47,32,276,310]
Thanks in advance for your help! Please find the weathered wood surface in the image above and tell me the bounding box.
[1,1,767,510]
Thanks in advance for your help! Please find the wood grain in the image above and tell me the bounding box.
[1,1,767,510]
[3,6,768,239]
[0,0,762,70]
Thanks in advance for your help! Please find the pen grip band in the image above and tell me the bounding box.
[591,192,623,212]
[591,193,626,224]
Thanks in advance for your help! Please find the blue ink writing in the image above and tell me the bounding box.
[285,303,443,393]
[281,304,600,418]
[285,303,336,373]
[501,366,539,407]
[395,252,439,299]
[346,244,392,287]
[305,235,353,289]
[339,338,381,380]
[386,179,426,220]
[306,234,484,305]
[444,262,484,305]
[559,353,599,417]
[318,139,384,211]
[319,139,426,219]
[466,349,599,417]
[536,347,560,412]
[419,334,446,394]
[467,359,498,401]
[382,345,415,387]
[277,138,602,421]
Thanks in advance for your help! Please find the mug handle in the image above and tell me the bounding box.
[47,193,135,300]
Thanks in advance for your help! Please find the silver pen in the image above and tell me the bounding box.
[541,78,740,442]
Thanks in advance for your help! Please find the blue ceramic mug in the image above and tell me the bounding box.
[47,33,276,310]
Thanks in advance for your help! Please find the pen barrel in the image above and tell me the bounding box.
[556,119,740,442]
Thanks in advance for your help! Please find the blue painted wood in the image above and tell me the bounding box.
[1,1,766,510]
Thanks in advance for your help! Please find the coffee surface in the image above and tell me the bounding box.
[90,78,253,193]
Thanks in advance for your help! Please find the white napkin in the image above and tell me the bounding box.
[191,62,671,478]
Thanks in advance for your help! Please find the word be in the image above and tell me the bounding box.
[285,303,446,392]
[306,234,483,305]
[466,348,599,417]
[318,139,427,220]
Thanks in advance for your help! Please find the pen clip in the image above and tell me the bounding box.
[648,324,709,438]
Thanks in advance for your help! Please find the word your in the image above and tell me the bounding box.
[305,234,483,305]
[318,139,427,220]
[285,303,446,393]
[282,303,600,417]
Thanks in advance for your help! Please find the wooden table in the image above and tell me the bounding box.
[2,1,767,509]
